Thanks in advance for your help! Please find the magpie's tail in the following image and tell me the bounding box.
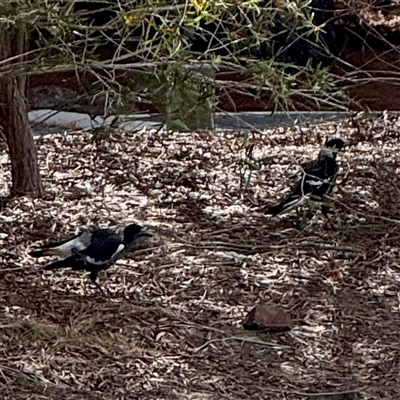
[265,203,286,216]
[43,256,86,271]
[265,193,304,216]
[30,249,48,258]
[137,231,153,238]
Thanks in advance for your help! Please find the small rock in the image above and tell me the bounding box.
[243,304,292,332]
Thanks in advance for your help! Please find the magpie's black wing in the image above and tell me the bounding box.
[79,229,125,266]
[43,255,87,271]
[306,152,339,198]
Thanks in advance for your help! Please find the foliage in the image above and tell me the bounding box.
[1,0,347,126]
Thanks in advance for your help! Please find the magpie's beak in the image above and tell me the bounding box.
[138,231,153,238]
[329,142,346,153]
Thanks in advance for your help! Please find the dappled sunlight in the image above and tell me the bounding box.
[1,116,400,398]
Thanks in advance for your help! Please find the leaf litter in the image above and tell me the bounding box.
[0,114,400,399]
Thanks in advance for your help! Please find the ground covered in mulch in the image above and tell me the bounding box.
[1,113,400,399]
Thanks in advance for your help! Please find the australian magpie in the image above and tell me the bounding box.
[30,223,152,295]
[265,138,346,217]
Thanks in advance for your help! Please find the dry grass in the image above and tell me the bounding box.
[1,113,400,399]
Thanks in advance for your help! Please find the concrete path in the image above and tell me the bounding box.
[29,109,353,135]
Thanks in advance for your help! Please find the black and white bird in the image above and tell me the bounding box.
[265,138,346,217]
[30,223,152,295]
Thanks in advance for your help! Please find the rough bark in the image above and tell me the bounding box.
[0,3,43,197]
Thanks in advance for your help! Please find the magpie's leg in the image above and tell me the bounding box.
[321,204,337,230]
[89,270,106,296]
[295,205,305,229]
[297,206,313,230]
[298,217,307,230]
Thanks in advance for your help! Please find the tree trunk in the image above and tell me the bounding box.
[0,3,43,197]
